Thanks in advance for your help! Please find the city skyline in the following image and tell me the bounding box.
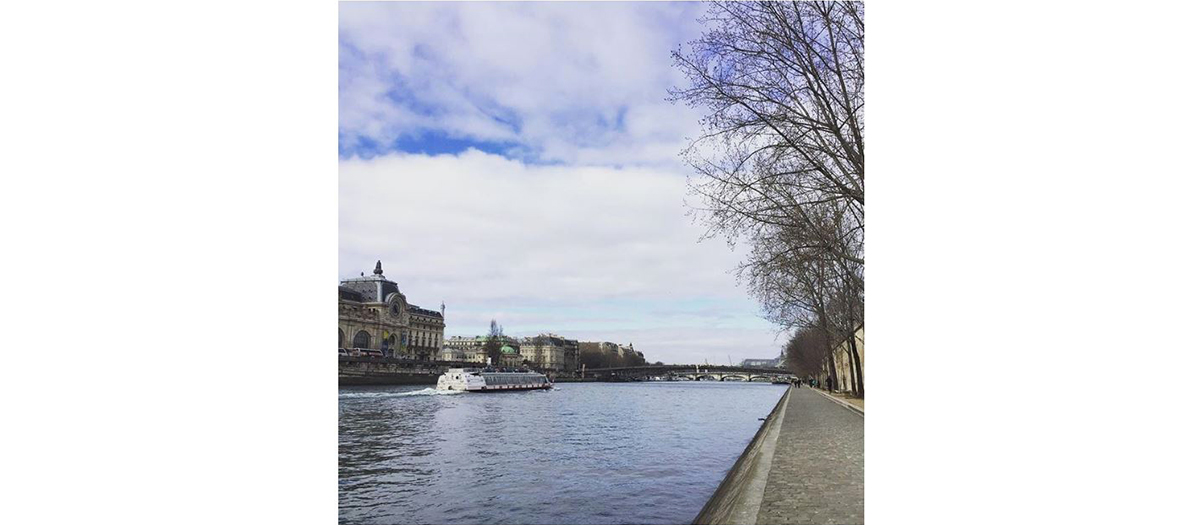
[339,2,785,364]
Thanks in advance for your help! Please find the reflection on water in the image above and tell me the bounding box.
[339,381,787,525]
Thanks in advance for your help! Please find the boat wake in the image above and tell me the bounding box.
[340,388,462,399]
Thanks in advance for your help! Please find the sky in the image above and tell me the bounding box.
[339,1,785,365]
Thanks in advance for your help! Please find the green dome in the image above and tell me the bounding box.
[500,345,517,354]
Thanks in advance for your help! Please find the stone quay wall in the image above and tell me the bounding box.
[338,357,469,386]
[694,387,792,525]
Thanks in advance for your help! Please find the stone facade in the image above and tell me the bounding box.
[406,304,445,361]
[438,346,468,363]
[824,326,865,393]
[522,334,579,372]
[442,335,521,365]
[338,261,445,360]
[579,341,639,362]
[498,344,523,367]
[583,341,621,357]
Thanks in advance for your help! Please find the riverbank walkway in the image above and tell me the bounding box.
[695,386,864,525]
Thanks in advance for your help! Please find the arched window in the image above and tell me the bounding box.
[338,329,345,348]
[353,330,371,349]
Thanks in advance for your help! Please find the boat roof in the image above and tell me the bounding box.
[447,367,544,374]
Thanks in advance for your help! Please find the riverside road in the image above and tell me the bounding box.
[694,385,864,525]
[757,387,864,524]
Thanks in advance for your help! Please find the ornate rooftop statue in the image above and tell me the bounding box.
[373,260,383,276]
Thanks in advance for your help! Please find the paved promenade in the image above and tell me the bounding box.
[694,386,864,525]
[757,387,864,524]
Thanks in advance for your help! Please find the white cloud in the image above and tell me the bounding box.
[337,3,785,363]
[339,151,784,363]
[339,1,707,166]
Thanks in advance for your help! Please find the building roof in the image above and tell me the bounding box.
[339,276,399,303]
[339,260,405,303]
[338,286,364,302]
[408,304,443,318]
[447,335,521,343]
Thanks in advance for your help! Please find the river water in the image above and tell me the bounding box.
[339,381,788,524]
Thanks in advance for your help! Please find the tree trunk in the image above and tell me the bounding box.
[815,282,838,393]
[827,348,838,392]
[818,318,838,392]
[846,346,858,396]
[849,329,864,398]
[822,329,838,393]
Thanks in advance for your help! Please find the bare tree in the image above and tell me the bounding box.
[671,1,864,237]
[827,265,864,396]
[785,326,827,379]
[484,319,504,365]
[672,1,865,396]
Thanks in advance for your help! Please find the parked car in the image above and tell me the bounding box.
[358,349,384,359]
[338,348,349,357]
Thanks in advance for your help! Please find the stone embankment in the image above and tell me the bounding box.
[338,357,458,385]
[338,357,584,385]
[695,386,864,525]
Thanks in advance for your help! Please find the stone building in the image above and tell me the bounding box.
[498,345,522,367]
[406,304,445,360]
[338,260,445,359]
[823,325,865,394]
[579,341,640,361]
[442,335,521,365]
[580,341,620,357]
[438,346,468,363]
[522,334,579,372]
[443,336,486,363]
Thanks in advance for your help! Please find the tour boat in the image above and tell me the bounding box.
[436,360,553,393]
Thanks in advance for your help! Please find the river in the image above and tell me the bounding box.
[339,381,788,524]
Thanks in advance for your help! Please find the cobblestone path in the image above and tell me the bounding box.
[756,387,864,525]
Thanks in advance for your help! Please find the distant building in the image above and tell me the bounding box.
[577,341,645,368]
[406,304,445,361]
[443,335,522,365]
[442,336,486,363]
[522,333,579,372]
[580,341,636,358]
[338,260,445,359]
[499,344,523,367]
[739,358,781,368]
[579,341,617,358]
[438,346,467,363]
[580,341,640,360]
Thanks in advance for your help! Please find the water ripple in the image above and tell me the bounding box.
[340,382,787,524]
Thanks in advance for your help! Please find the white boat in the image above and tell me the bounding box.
[436,361,553,393]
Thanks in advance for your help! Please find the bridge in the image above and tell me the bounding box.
[582,364,793,382]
